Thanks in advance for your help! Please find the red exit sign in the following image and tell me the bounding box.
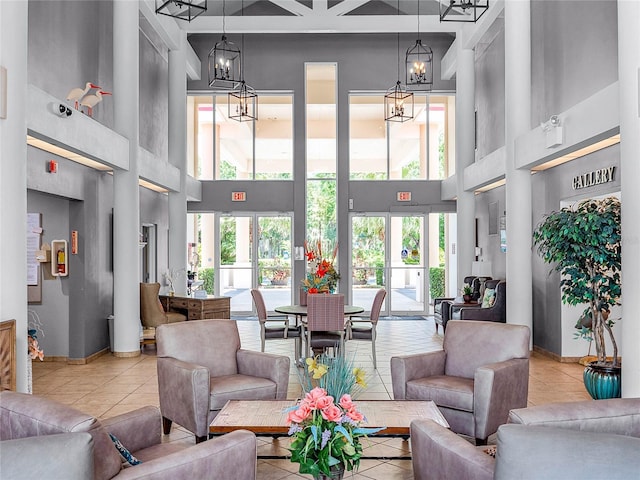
[397,192,411,202]
[232,191,246,202]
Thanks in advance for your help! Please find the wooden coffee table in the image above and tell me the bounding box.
[210,399,448,437]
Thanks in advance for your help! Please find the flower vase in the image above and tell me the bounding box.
[314,465,345,480]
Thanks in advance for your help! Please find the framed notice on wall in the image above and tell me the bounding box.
[27,213,42,303]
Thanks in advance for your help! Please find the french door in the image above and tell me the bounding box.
[350,214,428,316]
[217,213,293,314]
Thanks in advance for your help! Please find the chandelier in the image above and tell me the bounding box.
[155,0,207,22]
[405,2,433,91]
[385,2,414,123]
[208,0,241,88]
[228,0,257,122]
[439,0,489,23]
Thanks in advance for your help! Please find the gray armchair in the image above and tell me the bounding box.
[157,319,290,443]
[391,320,530,444]
[433,276,483,332]
[0,391,258,480]
[457,280,506,323]
[410,397,640,480]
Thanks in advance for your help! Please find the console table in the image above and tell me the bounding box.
[160,295,230,320]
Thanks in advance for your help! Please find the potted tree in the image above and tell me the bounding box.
[533,196,621,399]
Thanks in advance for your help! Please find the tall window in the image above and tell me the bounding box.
[187,94,293,180]
[306,64,337,243]
[349,94,455,180]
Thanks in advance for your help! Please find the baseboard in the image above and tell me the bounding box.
[532,346,583,364]
[66,348,110,365]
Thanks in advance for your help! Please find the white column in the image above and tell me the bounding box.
[0,0,28,391]
[455,45,476,285]
[168,33,188,296]
[618,0,640,397]
[504,0,532,334]
[112,0,141,356]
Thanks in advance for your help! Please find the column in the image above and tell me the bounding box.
[168,32,188,296]
[112,0,141,356]
[618,0,640,397]
[504,0,532,333]
[0,0,29,391]
[455,45,476,285]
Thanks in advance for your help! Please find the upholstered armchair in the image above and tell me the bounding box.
[156,319,290,443]
[457,280,506,323]
[433,276,481,333]
[410,398,640,480]
[0,391,258,480]
[140,282,186,328]
[346,288,386,369]
[391,320,530,444]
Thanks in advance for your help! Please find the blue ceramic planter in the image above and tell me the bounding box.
[583,362,621,399]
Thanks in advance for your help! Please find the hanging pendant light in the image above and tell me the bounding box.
[440,0,489,23]
[405,1,433,91]
[208,0,241,88]
[228,0,258,122]
[155,0,207,22]
[385,2,413,123]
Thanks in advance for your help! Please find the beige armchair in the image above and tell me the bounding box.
[410,398,640,480]
[157,319,290,443]
[391,320,530,444]
[140,282,186,331]
[0,391,258,480]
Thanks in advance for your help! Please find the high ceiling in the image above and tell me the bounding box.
[178,0,472,34]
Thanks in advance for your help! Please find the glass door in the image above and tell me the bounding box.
[351,215,387,315]
[217,213,293,315]
[351,214,428,316]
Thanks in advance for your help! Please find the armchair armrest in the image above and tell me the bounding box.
[114,430,257,480]
[473,358,530,441]
[410,419,494,480]
[494,424,640,480]
[237,349,290,400]
[433,297,455,308]
[391,350,446,400]
[156,357,210,437]
[508,397,640,437]
[0,433,94,480]
[102,406,161,453]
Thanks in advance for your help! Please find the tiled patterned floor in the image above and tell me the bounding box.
[32,318,590,479]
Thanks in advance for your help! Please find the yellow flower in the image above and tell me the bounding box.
[306,356,328,380]
[353,367,367,388]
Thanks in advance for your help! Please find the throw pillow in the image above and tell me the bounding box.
[109,433,142,466]
[482,288,496,308]
[483,446,497,458]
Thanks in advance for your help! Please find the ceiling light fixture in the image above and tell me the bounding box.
[155,0,207,22]
[439,0,489,23]
[406,0,433,91]
[228,0,257,122]
[385,1,414,123]
[208,0,241,88]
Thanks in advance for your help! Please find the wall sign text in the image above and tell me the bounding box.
[572,166,615,190]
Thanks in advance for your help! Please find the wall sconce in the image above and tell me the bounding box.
[541,115,563,148]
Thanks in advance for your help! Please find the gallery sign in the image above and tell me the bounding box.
[572,166,615,190]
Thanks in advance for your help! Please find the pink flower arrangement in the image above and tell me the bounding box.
[286,386,382,478]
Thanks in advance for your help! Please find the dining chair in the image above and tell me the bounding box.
[305,294,346,358]
[346,288,386,369]
[251,288,301,357]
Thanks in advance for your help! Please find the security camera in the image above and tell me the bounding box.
[53,103,72,117]
[549,115,560,127]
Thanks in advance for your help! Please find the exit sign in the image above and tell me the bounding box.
[232,191,246,202]
[397,192,411,202]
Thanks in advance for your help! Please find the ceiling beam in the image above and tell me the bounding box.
[269,0,312,16]
[328,1,370,16]
[184,15,460,34]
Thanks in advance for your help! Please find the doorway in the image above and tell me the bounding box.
[350,214,428,316]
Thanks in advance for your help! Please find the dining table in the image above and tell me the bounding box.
[274,304,365,365]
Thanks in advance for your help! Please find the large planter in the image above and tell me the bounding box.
[583,362,621,399]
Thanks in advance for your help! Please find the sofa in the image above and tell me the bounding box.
[0,391,258,480]
[410,397,640,480]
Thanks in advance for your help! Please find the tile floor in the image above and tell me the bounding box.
[31,318,590,479]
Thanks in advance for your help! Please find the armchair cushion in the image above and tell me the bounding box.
[407,376,474,411]
[210,375,277,410]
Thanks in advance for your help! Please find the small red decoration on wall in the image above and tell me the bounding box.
[48,160,58,173]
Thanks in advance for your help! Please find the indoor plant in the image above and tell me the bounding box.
[533,196,621,398]
[287,355,382,479]
[301,240,340,294]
